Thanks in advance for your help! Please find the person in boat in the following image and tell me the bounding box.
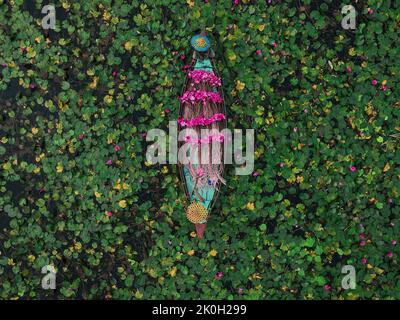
[178,33,226,237]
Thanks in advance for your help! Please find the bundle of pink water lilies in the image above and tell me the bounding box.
[180,89,223,105]
[177,113,225,127]
[188,70,222,87]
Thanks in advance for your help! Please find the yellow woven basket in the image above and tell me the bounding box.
[186,201,208,224]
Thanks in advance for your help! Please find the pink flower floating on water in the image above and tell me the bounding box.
[106,211,113,217]
[182,64,190,73]
[324,284,331,291]
[350,165,357,172]
[215,272,223,280]
[180,90,223,105]
[177,113,225,127]
[188,70,222,87]
[371,79,378,86]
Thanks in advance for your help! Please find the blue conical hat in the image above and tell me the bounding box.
[191,34,210,52]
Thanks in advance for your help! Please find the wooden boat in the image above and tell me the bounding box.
[177,33,227,238]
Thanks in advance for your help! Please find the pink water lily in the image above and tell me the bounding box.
[182,64,190,73]
[196,168,204,176]
[180,90,223,105]
[215,272,223,280]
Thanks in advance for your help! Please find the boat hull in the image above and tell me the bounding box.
[178,54,227,237]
